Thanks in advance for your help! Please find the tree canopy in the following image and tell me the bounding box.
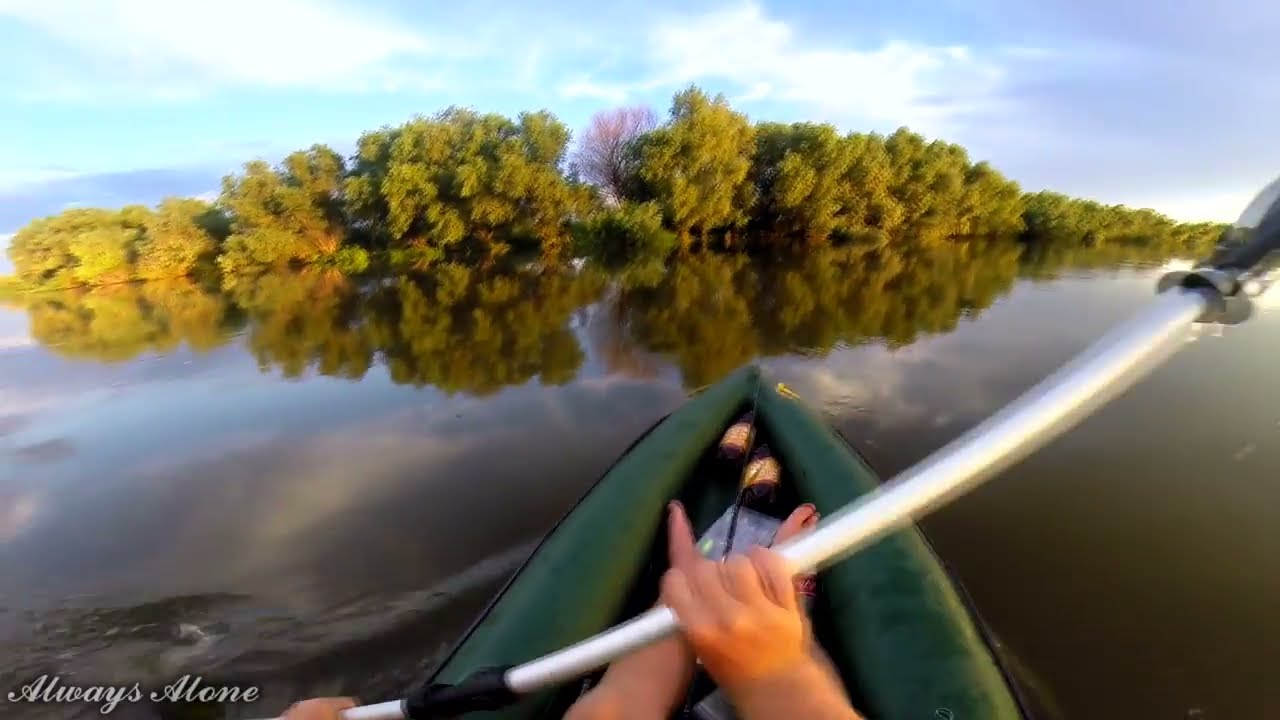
[752,122,858,244]
[6,202,227,289]
[3,85,1226,291]
[343,108,583,264]
[216,145,354,277]
[625,88,757,247]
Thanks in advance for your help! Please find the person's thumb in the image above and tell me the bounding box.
[667,500,697,569]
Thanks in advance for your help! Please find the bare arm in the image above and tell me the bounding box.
[564,502,701,720]
[726,656,862,720]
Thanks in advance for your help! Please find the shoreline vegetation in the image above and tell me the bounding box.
[2,86,1226,293]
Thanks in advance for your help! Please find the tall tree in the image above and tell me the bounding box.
[280,144,348,255]
[838,132,904,243]
[957,162,1025,237]
[884,129,968,243]
[571,106,657,204]
[628,88,756,247]
[1021,191,1100,245]
[218,145,349,274]
[352,107,578,262]
[751,122,857,245]
[135,198,224,280]
[343,127,399,243]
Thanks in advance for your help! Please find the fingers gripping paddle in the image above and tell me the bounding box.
[265,180,1280,720]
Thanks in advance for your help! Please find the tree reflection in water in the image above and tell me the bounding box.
[4,240,1194,392]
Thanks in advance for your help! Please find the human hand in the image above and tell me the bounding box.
[660,531,808,690]
[665,501,701,570]
[282,697,357,720]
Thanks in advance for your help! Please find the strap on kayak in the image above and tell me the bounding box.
[402,666,515,718]
[722,377,765,557]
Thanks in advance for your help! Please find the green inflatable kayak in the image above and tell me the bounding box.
[427,366,1025,719]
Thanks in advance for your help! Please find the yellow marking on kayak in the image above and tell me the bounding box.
[775,383,801,400]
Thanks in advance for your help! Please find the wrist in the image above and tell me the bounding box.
[723,656,834,713]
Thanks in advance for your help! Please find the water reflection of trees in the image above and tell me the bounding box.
[609,241,1025,385]
[1016,240,1190,280]
[18,279,241,362]
[368,266,606,393]
[10,265,607,396]
[228,269,374,380]
[7,241,1196,391]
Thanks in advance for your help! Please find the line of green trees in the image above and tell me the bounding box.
[3,87,1227,291]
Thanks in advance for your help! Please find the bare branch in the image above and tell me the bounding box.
[571,106,657,204]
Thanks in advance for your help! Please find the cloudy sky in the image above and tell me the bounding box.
[1,0,1278,236]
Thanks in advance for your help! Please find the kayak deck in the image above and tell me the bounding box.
[428,366,1024,718]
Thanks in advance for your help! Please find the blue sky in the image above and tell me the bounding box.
[2,0,1279,237]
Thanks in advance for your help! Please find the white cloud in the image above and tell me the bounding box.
[0,0,442,96]
[560,77,632,104]
[652,4,1004,135]
[0,168,82,191]
[565,2,1006,138]
[548,2,1264,220]
[731,82,774,105]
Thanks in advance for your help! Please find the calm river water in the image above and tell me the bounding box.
[0,243,1276,719]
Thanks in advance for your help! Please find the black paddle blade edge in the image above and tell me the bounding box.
[1215,175,1280,273]
[404,666,516,718]
[1159,177,1280,324]
[1157,271,1251,324]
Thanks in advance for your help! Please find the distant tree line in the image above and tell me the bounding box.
[4,87,1227,290]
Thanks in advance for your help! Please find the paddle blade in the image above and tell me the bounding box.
[1210,176,1280,276]
[1235,176,1280,230]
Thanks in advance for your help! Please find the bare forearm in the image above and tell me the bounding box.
[807,639,852,705]
[599,635,694,695]
[726,658,863,720]
[582,635,695,719]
